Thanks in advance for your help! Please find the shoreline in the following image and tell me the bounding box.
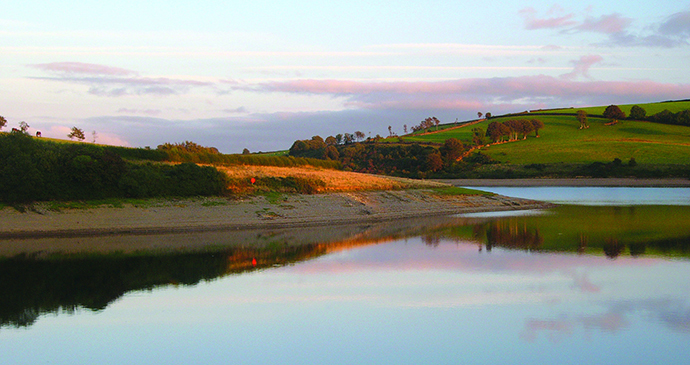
[0,189,549,240]
[438,178,690,187]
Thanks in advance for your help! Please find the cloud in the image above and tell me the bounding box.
[28,62,213,97]
[237,76,690,112]
[31,62,138,76]
[522,299,690,341]
[659,11,690,37]
[116,108,162,115]
[560,54,604,80]
[523,8,690,48]
[576,13,632,34]
[519,7,577,30]
[222,106,248,114]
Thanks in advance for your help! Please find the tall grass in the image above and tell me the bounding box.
[161,149,341,169]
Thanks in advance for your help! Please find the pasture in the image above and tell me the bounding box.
[404,114,690,165]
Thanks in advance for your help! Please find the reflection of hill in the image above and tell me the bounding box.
[436,205,690,258]
[0,215,468,329]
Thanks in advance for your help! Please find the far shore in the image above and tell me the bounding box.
[438,178,690,187]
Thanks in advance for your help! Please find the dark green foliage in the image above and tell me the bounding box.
[603,105,626,122]
[339,143,440,176]
[648,109,690,126]
[629,105,647,120]
[439,138,464,162]
[289,136,334,160]
[0,133,228,203]
[471,127,486,146]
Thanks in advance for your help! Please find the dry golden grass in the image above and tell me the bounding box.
[215,165,445,193]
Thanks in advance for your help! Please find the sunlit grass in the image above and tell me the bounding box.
[530,100,690,116]
[405,115,690,165]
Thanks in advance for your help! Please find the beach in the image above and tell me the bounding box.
[0,189,548,239]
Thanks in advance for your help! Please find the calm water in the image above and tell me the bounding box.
[2,188,690,365]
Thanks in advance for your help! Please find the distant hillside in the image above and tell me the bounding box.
[527,100,690,116]
[317,100,690,179]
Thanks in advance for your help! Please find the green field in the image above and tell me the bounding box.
[529,100,690,116]
[403,114,690,165]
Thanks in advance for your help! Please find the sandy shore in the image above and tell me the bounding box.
[439,178,690,187]
[0,189,548,240]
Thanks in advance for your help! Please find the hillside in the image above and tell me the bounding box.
[405,115,690,165]
[389,101,690,178]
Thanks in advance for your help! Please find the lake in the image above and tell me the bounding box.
[1,187,689,364]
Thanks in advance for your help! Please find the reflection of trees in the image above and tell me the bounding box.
[0,243,332,329]
[603,238,624,259]
[422,235,441,247]
[484,219,543,251]
[628,243,646,257]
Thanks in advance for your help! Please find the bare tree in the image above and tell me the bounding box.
[92,130,98,143]
[19,121,30,133]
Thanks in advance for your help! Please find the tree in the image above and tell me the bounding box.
[485,122,503,142]
[325,145,339,160]
[242,148,250,155]
[325,136,337,146]
[530,119,544,137]
[503,120,522,140]
[91,130,97,143]
[439,138,464,163]
[354,131,365,141]
[603,105,625,124]
[388,126,393,137]
[68,126,86,141]
[519,119,534,138]
[434,117,440,130]
[403,124,408,134]
[471,127,486,146]
[629,105,647,120]
[19,121,30,133]
[335,134,343,145]
[576,110,589,129]
[0,115,6,131]
[485,112,492,118]
[426,152,443,172]
[477,112,483,119]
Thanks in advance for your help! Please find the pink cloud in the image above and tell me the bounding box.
[31,62,138,76]
[577,13,632,34]
[520,7,577,30]
[240,76,690,112]
[560,54,604,80]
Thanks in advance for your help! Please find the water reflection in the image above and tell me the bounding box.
[2,204,690,332]
[3,200,690,364]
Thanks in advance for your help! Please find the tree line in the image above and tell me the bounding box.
[0,132,227,203]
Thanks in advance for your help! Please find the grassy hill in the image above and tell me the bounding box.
[402,101,690,167]
[528,100,690,116]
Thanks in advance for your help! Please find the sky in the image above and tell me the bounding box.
[2,1,690,153]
